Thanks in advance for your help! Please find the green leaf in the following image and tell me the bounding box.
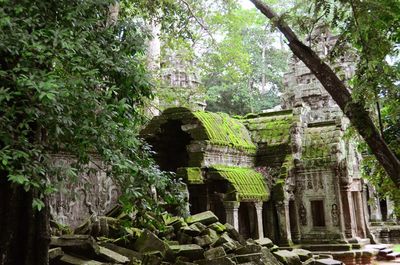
[32,198,45,211]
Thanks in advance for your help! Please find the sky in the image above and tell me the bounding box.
[239,0,255,9]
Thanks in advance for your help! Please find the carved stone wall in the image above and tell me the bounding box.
[49,153,119,228]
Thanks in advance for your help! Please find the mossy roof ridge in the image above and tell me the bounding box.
[209,166,268,201]
[192,111,256,152]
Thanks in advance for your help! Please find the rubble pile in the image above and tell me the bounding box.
[49,211,343,265]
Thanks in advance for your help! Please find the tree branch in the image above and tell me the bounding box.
[249,0,400,187]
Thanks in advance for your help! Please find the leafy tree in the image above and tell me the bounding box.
[0,1,185,264]
[201,6,289,114]
[249,0,400,187]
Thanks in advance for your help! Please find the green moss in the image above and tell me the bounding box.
[177,167,203,184]
[193,111,256,152]
[242,114,293,148]
[209,166,269,201]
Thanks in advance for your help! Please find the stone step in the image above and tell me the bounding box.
[378,248,393,256]
[301,244,352,252]
[386,252,400,260]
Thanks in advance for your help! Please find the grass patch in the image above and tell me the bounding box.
[393,244,400,252]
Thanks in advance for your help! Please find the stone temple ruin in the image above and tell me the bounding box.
[49,29,400,264]
[140,29,399,255]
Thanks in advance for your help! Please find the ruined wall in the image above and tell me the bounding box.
[49,153,119,228]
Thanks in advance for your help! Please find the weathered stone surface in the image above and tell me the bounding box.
[194,234,213,247]
[260,247,282,265]
[204,247,226,260]
[194,257,235,265]
[177,231,193,244]
[101,242,142,261]
[182,225,201,236]
[233,253,263,263]
[98,245,130,263]
[208,222,226,233]
[170,244,204,260]
[49,247,64,260]
[224,223,245,244]
[235,244,262,255]
[133,230,168,257]
[292,249,312,262]
[315,258,343,265]
[273,250,302,265]
[142,254,162,265]
[185,211,218,225]
[255,238,273,248]
[50,235,100,256]
[191,222,207,233]
[59,254,105,265]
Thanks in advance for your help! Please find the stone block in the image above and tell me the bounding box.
[133,230,168,257]
[98,246,130,263]
[100,242,142,261]
[182,225,201,236]
[170,244,204,260]
[177,231,193,244]
[59,254,106,265]
[50,235,100,256]
[194,235,213,247]
[208,222,226,233]
[49,247,64,260]
[224,223,245,244]
[291,249,312,261]
[191,222,207,233]
[142,254,162,265]
[204,247,226,260]
[234,244,262,255]
[273,250,302,265]
[185,211,218,225]
[315,258,343,265]
[233,253,263,263]
[194,257,235,265]
[260,247,283,265]
[255,238,273,248]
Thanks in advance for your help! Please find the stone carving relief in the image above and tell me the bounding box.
[299,203,307,226]
[331,203,339,226]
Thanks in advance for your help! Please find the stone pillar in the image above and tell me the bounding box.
[367,184,382,222]
[224,201,240,231]
[254,202,264,239]
[276,201,292,246]
[341,187,356,239]
[386,197,395,221]
[355,191,366,238]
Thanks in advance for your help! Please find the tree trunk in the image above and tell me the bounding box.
[249,0,400,187]
[0,176,50,265]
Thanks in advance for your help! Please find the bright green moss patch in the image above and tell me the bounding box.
[193,111,256,152]
[177,167,203,184]
[209,166,269,201]
[242,114,293,146]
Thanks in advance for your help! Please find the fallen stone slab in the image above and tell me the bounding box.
[204,246,226,260]
[292,249,312,262]
[100,242,142,261]
[273,250,302,265]
[170,244,204,260]
[185,211,218,225]
[134,230,169,257]
[208,222,226,233]
[224,223,245,244]
[49,247,64,260]
[314,258,343,265]
[255,238,273,248]
[142,253,162,265]
[50,235,100,256]
[194,234,214,247]
[182,225,202,237]
[194,257,235,265]
[98,245,130,263]
[234,244,262,255]
[59,254,106,265]
[260,247,283,265]
[233,253,263,263]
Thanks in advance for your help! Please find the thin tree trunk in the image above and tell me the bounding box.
[249,0,400,187]
[0,176,50,265]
